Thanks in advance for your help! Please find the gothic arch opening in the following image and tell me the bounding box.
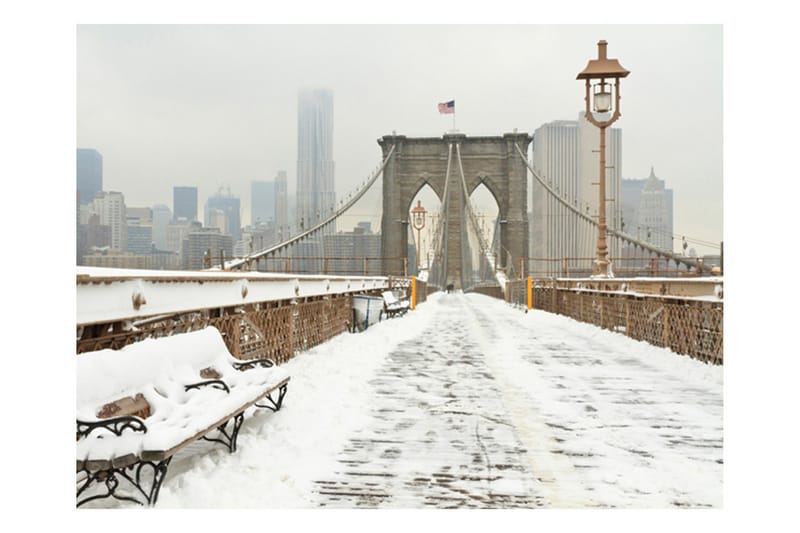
[464,182,500,287]
[407,183,441,276]
[379,133,530,286]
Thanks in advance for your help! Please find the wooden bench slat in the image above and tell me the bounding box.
[140,377,290,462]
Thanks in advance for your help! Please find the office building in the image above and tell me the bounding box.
[77,214,111,265]
[205,189,241,242]
[251,180,276,227]
[77,148,103,205]
[296,89,335,231]
[274,171,289,240]
[152,204,172,251]
[173,186,198,222]
[621,167,674,253]
[89,191,127,252]
[166,219,195,255]
[82,251,150,269]
[531,113,622,274]
[127,224,153,255]
[324,223,381,275]
[181,227,234,270]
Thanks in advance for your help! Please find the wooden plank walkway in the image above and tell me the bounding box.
[312,293,722,508]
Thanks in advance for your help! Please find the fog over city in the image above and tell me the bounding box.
[77,24,722,254]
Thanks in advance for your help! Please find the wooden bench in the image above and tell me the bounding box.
[382,290,410,318]
[76,326,290,507]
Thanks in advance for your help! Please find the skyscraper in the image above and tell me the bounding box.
[173,186,198,222]
[151,204,172,251]
[251,180,276,226]
[181,227,234,270]
[90,191,127,252]
[77,148,103,205]
[531,112,622,273]
[274,170,289,240]
[126,207,153,255]
[205,189,241,242]
[621,167,674,252]
[296,89,335,231]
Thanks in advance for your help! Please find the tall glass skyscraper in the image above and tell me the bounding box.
[530,112,622,271]
[296,89,335,231]
[77,148,103,205]
[173,186,198,222]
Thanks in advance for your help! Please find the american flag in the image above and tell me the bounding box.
[438,100,455,114]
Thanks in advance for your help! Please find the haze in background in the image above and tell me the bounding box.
[77,25,722,254]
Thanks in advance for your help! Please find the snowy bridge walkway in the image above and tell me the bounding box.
[116,292,723,509]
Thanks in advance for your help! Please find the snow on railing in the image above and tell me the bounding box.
[76,266,392,327]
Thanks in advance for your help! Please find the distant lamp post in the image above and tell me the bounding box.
[577,39,630,277]
[411,200,427,268]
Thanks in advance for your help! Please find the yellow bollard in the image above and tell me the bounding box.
[411,277,417,310]
[527,276,533,311]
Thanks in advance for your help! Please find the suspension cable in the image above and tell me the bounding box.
[455,144,507,286]
[429,143,453,287]
[513,143,703,270]
[227,144,397,270]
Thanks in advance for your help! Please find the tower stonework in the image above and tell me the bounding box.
[379,133,530,288]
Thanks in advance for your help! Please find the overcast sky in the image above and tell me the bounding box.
[77,24,722,254]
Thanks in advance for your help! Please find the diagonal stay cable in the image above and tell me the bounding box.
[455,144,506,285]
[429,143,453,286]
[513,143,702,270]
[227,144,397,270]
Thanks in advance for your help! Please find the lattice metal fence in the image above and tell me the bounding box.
[505,278,723,365]
[77,294,353,364]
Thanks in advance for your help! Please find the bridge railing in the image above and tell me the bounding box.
[523,257,721,279]
[505,277,723,365]
[77,267,426,361]
[206,255,411,277]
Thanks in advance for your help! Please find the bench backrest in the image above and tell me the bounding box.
[76,326,232,412]
[382,291,399,305]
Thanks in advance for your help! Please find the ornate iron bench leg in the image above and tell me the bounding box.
[201,412,245,453]
[77,458,172,507]
[255,383,288,412]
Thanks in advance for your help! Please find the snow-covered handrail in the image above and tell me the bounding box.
[76,266,392,326]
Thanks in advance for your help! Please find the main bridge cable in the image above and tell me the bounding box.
[513,143,704,272]
[455,143,507,287]
[429,143,453,288]
[227,144,397,271]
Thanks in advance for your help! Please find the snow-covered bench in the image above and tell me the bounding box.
[76,326,290,507]
[382,290,410,318]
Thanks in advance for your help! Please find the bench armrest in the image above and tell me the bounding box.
[77,416,148,439]
[233,358,276,371]
[184,379,231,393]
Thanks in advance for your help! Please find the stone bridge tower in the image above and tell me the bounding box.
[379,132,531,288]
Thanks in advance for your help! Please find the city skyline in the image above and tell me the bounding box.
[77,25,723,255]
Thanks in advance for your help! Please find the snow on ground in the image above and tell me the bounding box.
[80,291,722,511]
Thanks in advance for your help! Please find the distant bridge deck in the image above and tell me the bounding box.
[84,291,722,509]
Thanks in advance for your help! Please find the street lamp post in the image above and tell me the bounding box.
[577,40,630,277]
[411,200,427,271]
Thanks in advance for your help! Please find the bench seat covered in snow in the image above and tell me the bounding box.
[382,290,410,318]
[76,326,290,507]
